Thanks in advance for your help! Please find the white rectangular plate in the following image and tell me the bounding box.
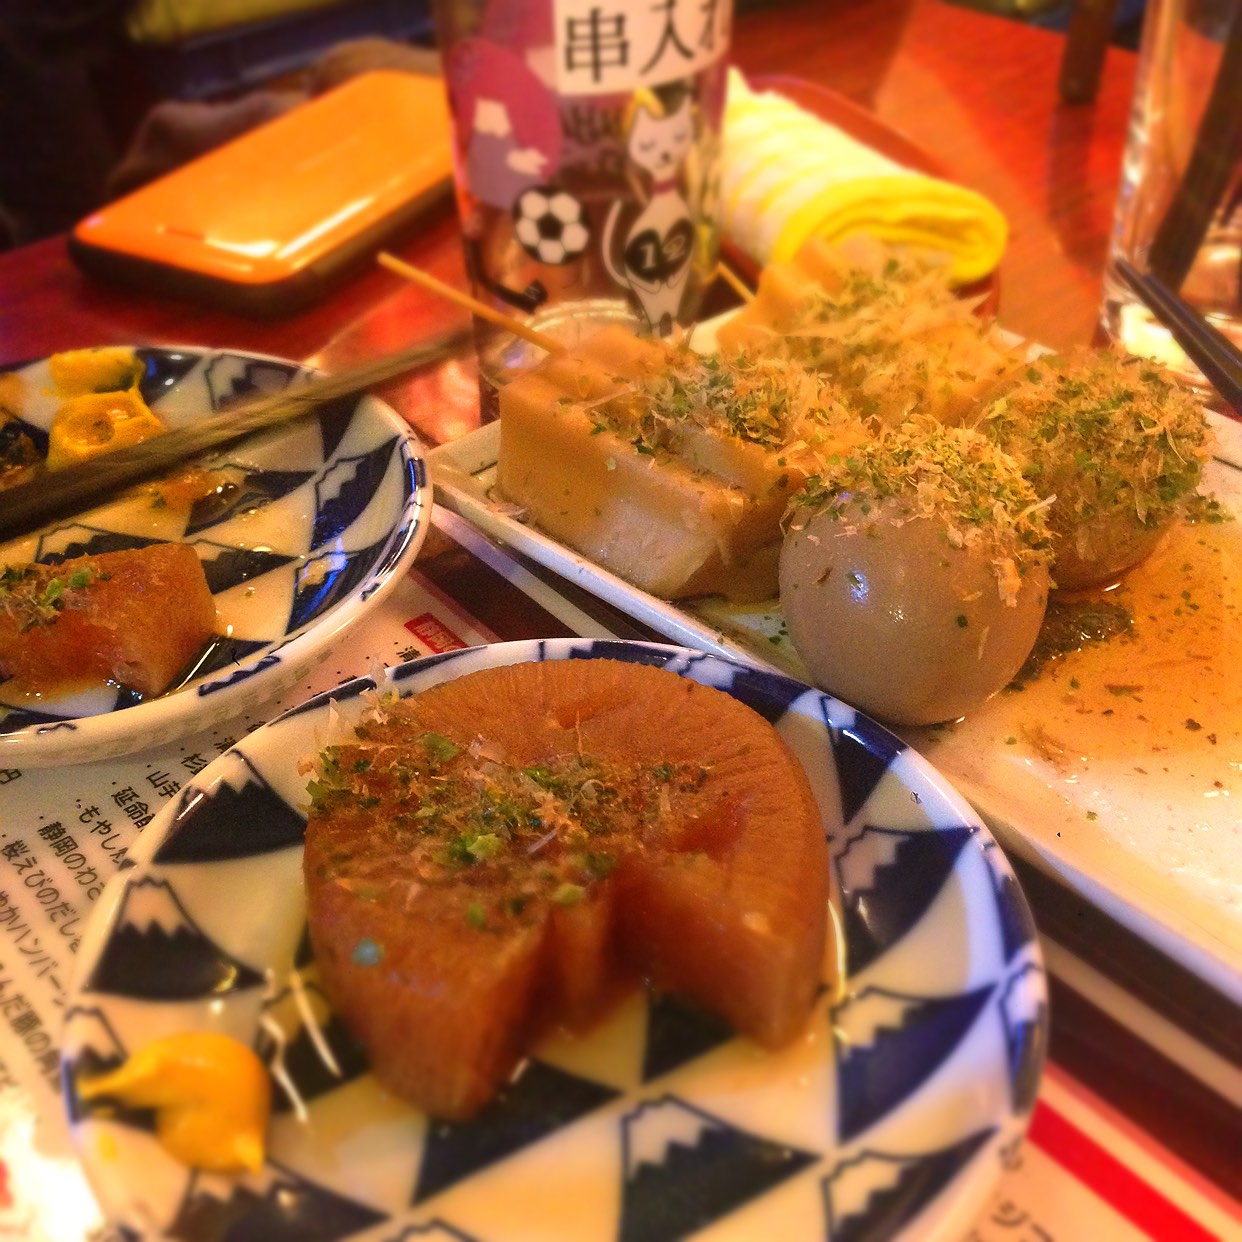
[429,389,1242,1004]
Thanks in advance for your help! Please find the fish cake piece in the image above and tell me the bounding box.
[0,543,217,699]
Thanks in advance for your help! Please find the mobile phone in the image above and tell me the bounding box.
[69,70,454,317]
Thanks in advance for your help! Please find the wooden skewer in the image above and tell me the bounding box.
[378,252,565,355]
[713,260,756,304]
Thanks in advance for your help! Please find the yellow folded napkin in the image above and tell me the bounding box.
[722,72,1007,284]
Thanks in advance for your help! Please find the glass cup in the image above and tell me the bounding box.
[431,0,733,415]
[1101,0,1242,391]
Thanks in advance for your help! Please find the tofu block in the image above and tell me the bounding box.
[0,543,217,699]
[496,326,829,602]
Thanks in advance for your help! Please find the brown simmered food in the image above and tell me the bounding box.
[0,543,217,699]
[716,236,1024,427]
[780,424,1053,725]
[976,349,1212,590]
[302,658,831,1120]
[496,323,867,602]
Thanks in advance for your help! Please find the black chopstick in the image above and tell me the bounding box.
[0,325,474,542]
[1114,257,1242,415]
[1146,6,1242,290]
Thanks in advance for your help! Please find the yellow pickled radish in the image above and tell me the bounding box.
[46,389,164,470]
[77,1031,271,1174]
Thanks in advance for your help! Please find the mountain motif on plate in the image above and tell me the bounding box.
[61,1005,156,1130]
[836,824,974,975]
[1000,963,1047,1114]
[258,976,370,1114]
[833,984,995,1141]
[202,354,302,411]
[824,710,906,824]
[412,1061,620,1204]
[169,1160,387,1242]
[289,537,390,631]
[158,753,305,863]
[641,991,735,1081]
[193,543,297,595]
[136,347,200,405]
[311,438,404,550]
[982,840,1038,962]
[185,470,316,535]
[821,1129,995,1242]
[35,527,159,563]
[85,875,265,999]
[618,1095,819,1242]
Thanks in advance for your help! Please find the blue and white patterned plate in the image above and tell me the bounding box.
[0,346,430,766]
[62,639,1047,1242]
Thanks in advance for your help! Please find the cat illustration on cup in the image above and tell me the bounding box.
[603,88,697,335]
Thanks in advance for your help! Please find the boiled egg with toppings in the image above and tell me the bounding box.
[977,349,1212,590]
[779,424,1053,725]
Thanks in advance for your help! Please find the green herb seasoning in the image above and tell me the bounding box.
[0,561,99,631]
[789,423,1054,603]
[980,349,1211,537]
[307,700,710,929]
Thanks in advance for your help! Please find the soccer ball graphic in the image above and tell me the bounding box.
[513,185,590,265]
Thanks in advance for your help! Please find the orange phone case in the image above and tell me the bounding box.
[70,70,454,316]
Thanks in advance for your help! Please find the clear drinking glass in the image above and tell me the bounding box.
[1101,0,1242,390]
[432,0,733,415]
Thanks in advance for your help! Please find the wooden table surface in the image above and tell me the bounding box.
[0,0,1136,443]
[2,0,1237,1207]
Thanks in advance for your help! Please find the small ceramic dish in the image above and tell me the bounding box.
[62,639,1046,1242]
[0,346,430,766]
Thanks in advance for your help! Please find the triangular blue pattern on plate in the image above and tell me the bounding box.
[157,756,306,862]
[315,394,360,462]
[642,992,735,1082]
[258,984,371,1115]
[196,651,282,696]
[821,1128,995,1242]
[86,876,265,999]
[311,437,402,550]
[834,984,995,1141]
[185,471,315,535]
[288,537,388,632]
[61,1005,156,1130]
[564,639,671,669]
[368,515,420,588]
[388,650,474,686]
[384,1223,478,1242]
[825,712,904,825]
[617,1095,818,1242]
[1001,964,1047,1114]
[982,842,1038,962]
[278,674,377,718]
[714,662,806,723]
[35,529,160,563]
[136,347,201,405]
[168,1160,388,1242]
[180,636,271,683]
[0,705,84,733]
[203,355,301,410]
[195,545,298,595]
[838,825,974,976]
[412,1061,620,1205]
